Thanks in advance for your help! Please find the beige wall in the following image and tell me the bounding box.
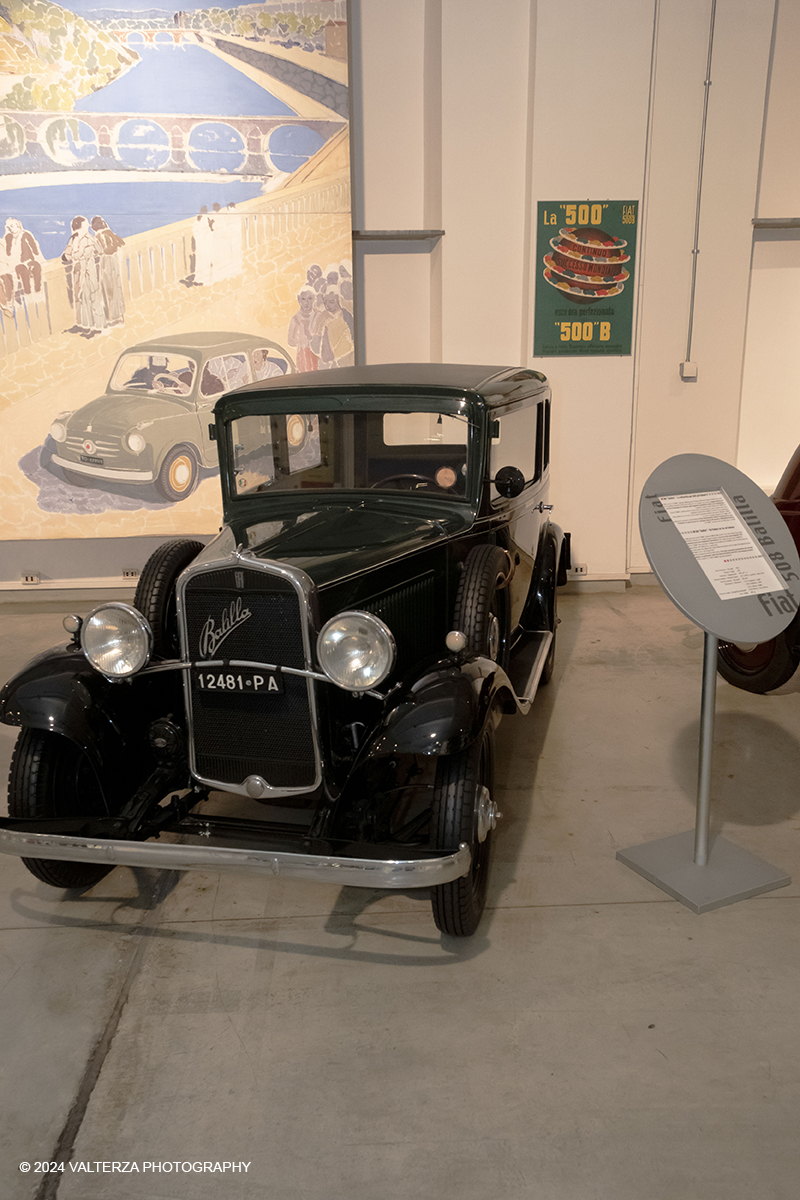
[353,0,781,580]
[737,0,800,494]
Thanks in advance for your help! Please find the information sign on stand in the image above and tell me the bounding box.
[616,454,798,912]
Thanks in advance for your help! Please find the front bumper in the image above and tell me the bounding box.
[51,452,155,483]
[0,828,471,890]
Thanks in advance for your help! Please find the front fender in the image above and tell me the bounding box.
[0,645,178,783]
[364,655,513,759]
[523,521,564,631]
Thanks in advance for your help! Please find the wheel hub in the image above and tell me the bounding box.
[476,785,502,842]
[487,613,500,661]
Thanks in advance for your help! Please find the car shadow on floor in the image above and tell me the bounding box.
[7,867,489,967]
[484,592,584,918]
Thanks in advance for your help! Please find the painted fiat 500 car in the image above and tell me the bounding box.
[1,364,569,937]
[48,331,295,501]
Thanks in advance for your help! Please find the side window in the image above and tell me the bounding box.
[200,353,252,399]
[490,404,539,490]
[253,347,291,380]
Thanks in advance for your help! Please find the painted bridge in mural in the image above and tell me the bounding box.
[0,112,344,178]
[104,28,196,45]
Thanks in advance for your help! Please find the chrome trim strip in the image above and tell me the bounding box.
[51,453,155,483]
[0,830,471,889]
[139,657,387,700]
[175,550,324,799]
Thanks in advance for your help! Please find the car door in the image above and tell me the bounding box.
[489,395,550,628]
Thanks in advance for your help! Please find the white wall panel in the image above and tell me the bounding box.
[529,0,656,578]
[738,231,800,492]
[629,0,774,572]
[357,0,427,230]
[757,0,800,218]
[439,0,531,366]
[352,0,782,579]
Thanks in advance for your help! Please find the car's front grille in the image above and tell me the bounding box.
[65,435,123,459]
[181,564,318,792]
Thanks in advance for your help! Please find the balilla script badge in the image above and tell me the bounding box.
[198,597,252,658]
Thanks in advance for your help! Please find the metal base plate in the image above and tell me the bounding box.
[616,830,790,913]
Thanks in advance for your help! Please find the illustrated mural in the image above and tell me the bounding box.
[0,0,352,538]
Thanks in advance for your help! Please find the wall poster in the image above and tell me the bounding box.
[0,0,351,540]
[533,199,638,358]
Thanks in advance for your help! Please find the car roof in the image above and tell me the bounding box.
[121,332,274,355]
[229,363,548,405]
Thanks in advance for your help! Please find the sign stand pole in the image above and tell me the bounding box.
[616,629,790,913]
[694,631,717,867]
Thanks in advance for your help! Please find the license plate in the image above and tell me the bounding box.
[192,668,284,694]
[80,454,103,465]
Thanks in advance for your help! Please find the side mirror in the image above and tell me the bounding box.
[493,465,526,499]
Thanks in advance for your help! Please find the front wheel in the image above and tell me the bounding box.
[430,724,497,937]
[155,444,199,502]
[717,612,800,693]
[454,545,510,666]
[8,729,111,890]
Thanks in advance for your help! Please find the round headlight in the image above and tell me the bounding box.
[126,430,146,454]
[81,603,152,678]
[50,420,68,443]
[317,611,395,691]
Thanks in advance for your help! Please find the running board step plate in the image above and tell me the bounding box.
[507,630,553,711]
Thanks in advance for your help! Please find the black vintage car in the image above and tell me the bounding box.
[0,364,568,937]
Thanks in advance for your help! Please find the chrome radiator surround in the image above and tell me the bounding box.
[175,549,323,799]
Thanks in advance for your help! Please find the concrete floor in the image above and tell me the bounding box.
[1,587,799,1200]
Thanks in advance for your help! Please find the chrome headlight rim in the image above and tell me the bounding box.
[80,602,153,680]
[126,429,147,454]
[316,610,396,692]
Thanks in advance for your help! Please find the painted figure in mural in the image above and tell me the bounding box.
[338,260,353,316]
[192,206,215,286]
[210,202,243,281]
[252,346,288,380]
[0,237,15,317]
[61,216,105,336]
[312,287,354,369]
[305,263,324,304]
[91,217,126,327]
[287,287,319,372]
[4,218,44,301]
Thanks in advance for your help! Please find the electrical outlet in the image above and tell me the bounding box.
[122,568,139,580]
[568,563,588,577]
[21,572,40,585]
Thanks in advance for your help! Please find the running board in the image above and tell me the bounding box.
[507,630,553,713]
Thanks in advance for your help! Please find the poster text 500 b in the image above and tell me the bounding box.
[558,321,611,342]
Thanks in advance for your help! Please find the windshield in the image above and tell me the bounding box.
[110,353,197,397]
[229,409,470,498]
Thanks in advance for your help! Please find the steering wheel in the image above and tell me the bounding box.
[153,373,190,395]
[370,473,441,490]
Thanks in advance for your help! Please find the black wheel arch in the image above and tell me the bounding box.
[359,656,510,763]
[522,520,564,632]
[0,647,176,790]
